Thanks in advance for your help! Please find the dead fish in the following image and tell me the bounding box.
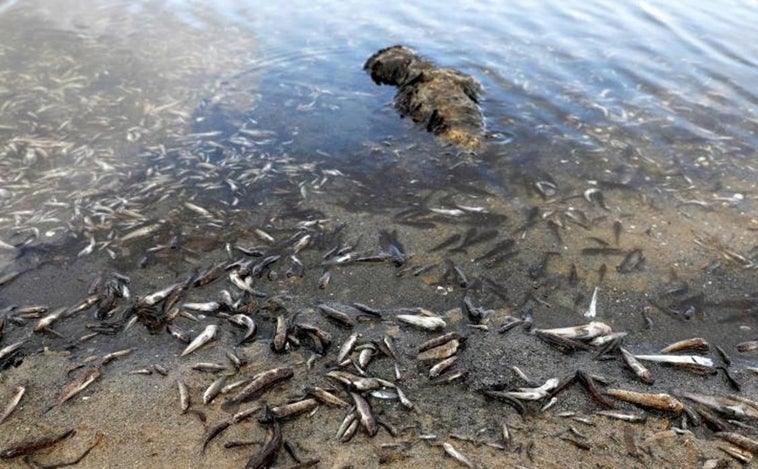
[202,420,231,454]
[605,388,683,414]
[233,405,262,424]
[737,340,758,353]
[317,303,355,328]
[33,307,66,332]
[442,442,476,468]
[619,347,654,385]
[583,287,599,318]
[714,432,758,454]
[137,282,183,308]
[203,376,228,405]
[101,348,134,366]
[418,339,460,362]
[272,315,288,353]
[338,332,361,362]
[0,340,25,362]
[58,366,102,405]
[506,378,559,401]
[265,398,319,422]
[397,314,446,331]
[0,428,76,459]
[419,332,464,352]
[595,410,647,423]
[633,354,713,368]
[351,392,377,436]
[535,321,612,340]
[429,356,458,378]
[246,410,282,468]
[121,223,163,242]
[182,301,221,313]
[305,386,350,408]
[227,367,294,405]
[181,325,218,357]
[660,337,709,354]
[0,384,26,424]
[177,381,190,413]
[228,314,256,343]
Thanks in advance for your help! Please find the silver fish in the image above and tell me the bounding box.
[177,380,190,413]
[535,321,612,340]
[203,376,228,405]
[228,314,256,343]
[442,442,476,468]
[397,314,446,331]
[0,384,26,424]
[181,325,218,357]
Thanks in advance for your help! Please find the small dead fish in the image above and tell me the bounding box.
[605,388,683,414]
[182,301,221,313]
[101,348,134,366]
[226,367,294,405]
[633,354,713,368]
[0,428,75,459]
[442,442,476,468]
[33,307,66,332]
[203,376,228,405]
[338,332,361,362]
[595,410,647,423]
[121,223,162,242]
[202,420,231,453]
[397,314,446,331]
[351,392,377,436]
[418,339,460,362]
[57,366,102,405]
[265,398,319,421]
[177,381,190,413]
[660,337,709,354]
[714,432,758,454]
[272,315,288,353]
[228,314,256,344]
[535,321,612,340]
[318,303,355,327]
[430,356,458,378]
[0,384,26,424]
[181,325,218,357]
[619,347,654,385]
[584,287,599,318]
[736,340,758,353]
[0,340,25,362]
[138,283,183,308]
[506,377,559,401]
[305,386,350,408]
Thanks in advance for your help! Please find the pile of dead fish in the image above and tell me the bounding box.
[2,234,758,468]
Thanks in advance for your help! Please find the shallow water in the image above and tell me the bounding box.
[0,1,757,468]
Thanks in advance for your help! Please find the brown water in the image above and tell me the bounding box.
[0,0,757,467]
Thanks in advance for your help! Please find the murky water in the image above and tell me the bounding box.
[0,1,756,467]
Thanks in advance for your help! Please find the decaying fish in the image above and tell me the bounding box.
[634,354,713,369]
[397,313,446,331]
[245,409,282,469]
[0,383,26,424]
[228,314,256,344]
[605,388,683,414]
[442,441,476,468]
[619,347,654,385]
[351,392,377,436]
[0,428,76,459]
[177,380,190,413]
[57,366,102,405]
[181,325,218,357]
[226,367,294,406]
[418,339,460,362]
[660,337,709,354]
[535,321,612,340]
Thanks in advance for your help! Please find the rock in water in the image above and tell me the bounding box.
[364,45,485,149]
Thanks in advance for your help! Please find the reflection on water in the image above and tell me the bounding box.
[0,0,756,467]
